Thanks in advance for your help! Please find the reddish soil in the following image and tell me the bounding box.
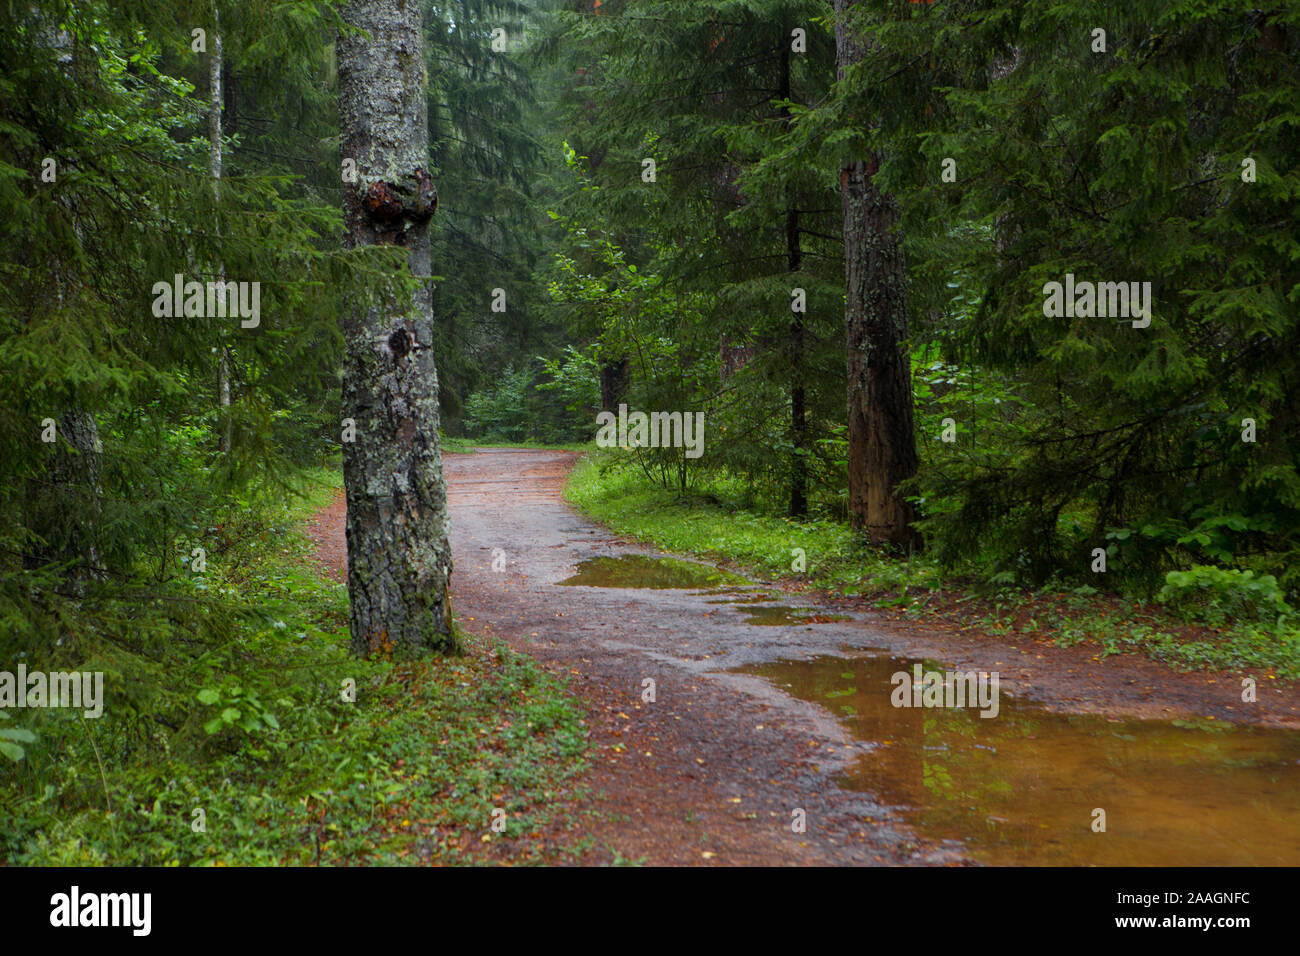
[305,448,1300,866]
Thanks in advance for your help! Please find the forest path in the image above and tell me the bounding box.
[306,448,1300,866]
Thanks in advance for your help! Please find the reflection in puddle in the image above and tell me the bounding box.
[557,554,748,589]
[740,654,1300,865]
[735,606,852,626]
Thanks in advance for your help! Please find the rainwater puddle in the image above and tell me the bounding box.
[740,654,1300,865]
[557,554,747,589]
[704,591,777,604]
[735,606,852,626]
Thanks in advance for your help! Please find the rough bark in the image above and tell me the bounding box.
[835,0,920,549]
[338,0,455,658]
[210,16,232,454]
[781,36,807,518]
[208,21,222,182]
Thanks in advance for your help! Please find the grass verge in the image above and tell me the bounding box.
[564,452,1300,680]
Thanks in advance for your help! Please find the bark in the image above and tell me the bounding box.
[210,15,232,454]
[836,0,920,550]
[26,411,103,595]
[339,0,455,658]
[27,22,103,592]
[217,345,232,452]
[781,36,807,518]
[718,334,755,380]
[787,207,808,518]
[208,22,222,182]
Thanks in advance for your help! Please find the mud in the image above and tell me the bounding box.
[305,448,1300,865]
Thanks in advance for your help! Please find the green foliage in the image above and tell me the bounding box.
[462,358,592,444]
[0,712,36,765]
[839,0,1300,593]
[1158,566,1296,628]
[425,0,557,430]
[538,344,602,417]
[0,469,588,865]
[539,2,846,512]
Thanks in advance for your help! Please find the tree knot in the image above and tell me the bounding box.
[361,169,438,227]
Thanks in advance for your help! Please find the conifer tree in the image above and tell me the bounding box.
[834,0,920,549]
[338,0,456,657]
[542,0,844,514]
[865,0,1300,586]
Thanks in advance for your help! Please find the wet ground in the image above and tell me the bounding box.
[742,655,1300,866]
[306,448,1300,866]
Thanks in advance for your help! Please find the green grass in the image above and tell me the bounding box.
[1,465,590,865]
[564,452,1300,679]
[565,453,939,594]
[440,435,479,453]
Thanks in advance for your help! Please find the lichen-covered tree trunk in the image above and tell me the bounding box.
[835,0,920,550]
[780,36,807,519]
[209,13,232,455]
[338,0,455,658]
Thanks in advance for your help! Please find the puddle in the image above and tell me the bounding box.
[735,606,852,626]
[557,554,748,589]
[740,654,1300,865]
[705,591,777,604]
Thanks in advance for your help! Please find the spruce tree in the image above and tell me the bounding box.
[338,0,456,657]
[834,0,920,549]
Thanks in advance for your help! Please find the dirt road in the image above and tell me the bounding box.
[306,448,1300,866]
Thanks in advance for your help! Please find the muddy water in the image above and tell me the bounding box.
[557,554,748,589]
[734,606,852,626]
[741,654,1300,865]
[556,557,848,627]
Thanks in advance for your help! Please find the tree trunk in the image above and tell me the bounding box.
[780,35,807,518]
[835,0,920,550]
[338,0,455,658]
[599,357,630,413]
[27,411,103,595]
[217,345,232,452]
[28,22,103,593]
[209,15,232,454]
[787,206,807,518]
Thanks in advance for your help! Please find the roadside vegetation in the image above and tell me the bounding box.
[0,468,588,865]
[566,451,1300,680]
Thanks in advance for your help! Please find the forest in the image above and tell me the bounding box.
[1,0,1299,880]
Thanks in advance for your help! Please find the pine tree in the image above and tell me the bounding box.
[0,0,352,647]
[424,0,553,427]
